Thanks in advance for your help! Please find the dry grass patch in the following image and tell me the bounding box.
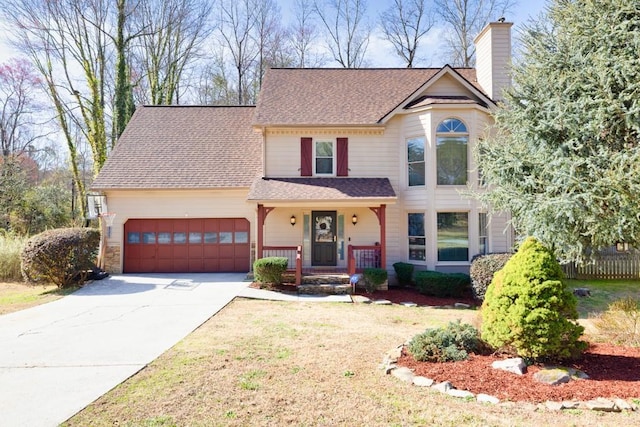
[0,282,68,315]
[65,299,640,427]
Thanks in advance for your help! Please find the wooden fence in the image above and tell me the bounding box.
[562,247,640,280]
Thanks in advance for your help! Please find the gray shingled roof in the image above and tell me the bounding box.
[92,106,262,190]
[248,177,397,202]
[253,68,483,126]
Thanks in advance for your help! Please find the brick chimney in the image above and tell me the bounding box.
[474,21,513,102]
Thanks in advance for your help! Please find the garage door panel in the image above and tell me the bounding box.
[124,218,250,273]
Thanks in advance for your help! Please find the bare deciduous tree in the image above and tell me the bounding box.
[0,58,46,158]
[218,0,259,105]
[289,0,325,67]
[435,0,515,67]
[379,0,435,68]
[130,0,214,106]
[314,0,371,68]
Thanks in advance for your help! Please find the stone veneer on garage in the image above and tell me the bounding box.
[104,246,122,274]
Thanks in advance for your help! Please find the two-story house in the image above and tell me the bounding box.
[91,21,514,282]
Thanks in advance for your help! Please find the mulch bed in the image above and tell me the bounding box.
[398,343,640,403]
[249,282,640,403]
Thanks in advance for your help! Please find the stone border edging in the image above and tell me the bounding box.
[381,344,640,413]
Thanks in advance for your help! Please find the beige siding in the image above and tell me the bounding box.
[423,74,474,97]
[474,22,513,101]
[103,189,255,272]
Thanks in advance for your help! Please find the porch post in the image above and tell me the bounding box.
[369,205,387,269]
[379,204,386,269]
[257,204,265,259]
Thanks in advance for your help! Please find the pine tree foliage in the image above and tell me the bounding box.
[475,0,640,263]
[481,237,586,361]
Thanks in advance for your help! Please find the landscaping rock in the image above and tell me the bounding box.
[545,401,564,411]
[533,367,588,385]
[454,302,471,309]
[560,401,580,409]
[491,357,527,375]
[383,363,397,374]
[373,299,392,305]
[584,398,619,412]
[432,381,454,393]
[400,301,418,307]
[614,398,635,411]
[391,367,414,383]
[477,394,500,404]
[412,376,434,387]
[533,368,570,385]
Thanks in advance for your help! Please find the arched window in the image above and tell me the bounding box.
[436,118,468,185]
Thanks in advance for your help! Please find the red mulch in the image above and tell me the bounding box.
[381,288,640,403]
[251,284,640,403]
[398,343,640,403]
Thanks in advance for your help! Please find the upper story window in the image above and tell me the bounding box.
[436,118,468,185]
[301,137,348,177]
[407,137,425,186]
[315,140,334,175]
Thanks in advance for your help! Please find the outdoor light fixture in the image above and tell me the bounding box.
[352,214,358,225]
[290,215,297,226]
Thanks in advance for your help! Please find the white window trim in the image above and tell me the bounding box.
[313,140,336,177]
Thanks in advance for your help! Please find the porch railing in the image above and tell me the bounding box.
[261,245,302,285]
[347,245,382,275]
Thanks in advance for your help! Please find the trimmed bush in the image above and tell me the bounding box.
[593,297,640,347]
[393,262,414,287]
[363,267,388,293]
[415,270,471,298]
[408,321,481,362]
[21,227,100,288]
[469,253,512,301]
[0,233,27,281]
[481,237,587,361]
[253,257,289,285]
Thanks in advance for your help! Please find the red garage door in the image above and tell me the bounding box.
[124,218,250,273]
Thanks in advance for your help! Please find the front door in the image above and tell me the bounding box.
[312,211,337,266]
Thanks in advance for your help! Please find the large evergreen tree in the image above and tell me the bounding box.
[475,0,640,263]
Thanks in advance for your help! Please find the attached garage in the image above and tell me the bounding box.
[124,218,250,273]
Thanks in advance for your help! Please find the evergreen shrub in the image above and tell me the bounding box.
[363,267,388,293]
[408,321,481,362]
[415,270,470,298]
[392,262,414,287]
[481,237,587,361]
[469,253,512,301]
[253,257,289,285]
[21,227,100,288]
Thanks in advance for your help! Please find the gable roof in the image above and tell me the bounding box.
[253,68,485,127]
[92,106,262,190]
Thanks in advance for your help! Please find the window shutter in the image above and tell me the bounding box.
[300,137,312,176]
[337,137,348,176]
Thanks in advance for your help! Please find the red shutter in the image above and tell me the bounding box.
[300,137,312,176]
[337,137,348,176]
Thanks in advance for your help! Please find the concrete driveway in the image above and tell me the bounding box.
[0,273,248,427]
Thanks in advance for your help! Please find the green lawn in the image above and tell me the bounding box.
[567,279,640,318]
